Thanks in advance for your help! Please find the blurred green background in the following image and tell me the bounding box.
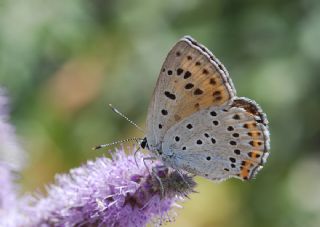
[1,0,320,226]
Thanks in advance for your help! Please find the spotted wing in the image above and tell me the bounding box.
[146,36,236,151]
[161,98,270,181]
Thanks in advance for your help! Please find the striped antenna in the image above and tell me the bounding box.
[108,104,145,133]
[92,137,144,150]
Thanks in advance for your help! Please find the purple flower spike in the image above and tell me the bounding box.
[30,147,196,227]
[0,88,196,226]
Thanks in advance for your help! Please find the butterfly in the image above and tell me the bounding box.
[140,36,270,181]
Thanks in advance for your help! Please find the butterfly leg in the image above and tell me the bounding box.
[152,169,165,199]
[133,146,141,167]
[142,156,155,175]
[142,156,165,198]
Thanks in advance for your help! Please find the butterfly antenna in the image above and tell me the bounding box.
[92,137,144,150]
[108,104,145,133]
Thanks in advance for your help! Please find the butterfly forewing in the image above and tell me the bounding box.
[161,98,269,181]
[146,36,236,150]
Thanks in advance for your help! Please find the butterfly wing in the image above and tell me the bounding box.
[146,36,236,151]
[161,98,270,181]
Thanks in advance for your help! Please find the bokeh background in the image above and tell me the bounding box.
[1,0,320,226]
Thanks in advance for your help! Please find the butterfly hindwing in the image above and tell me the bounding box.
[161,98,270,181]
[146,36,236,151]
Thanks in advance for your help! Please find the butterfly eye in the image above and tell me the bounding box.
[140,138,148,149]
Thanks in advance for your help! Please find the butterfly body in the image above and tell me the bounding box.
[144,36,270,181]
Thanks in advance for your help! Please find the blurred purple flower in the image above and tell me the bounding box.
[26,148,196,226]
[0,163,30,227]
[0,88,28,226]
[0,88,25,170]
[0,163,17,212]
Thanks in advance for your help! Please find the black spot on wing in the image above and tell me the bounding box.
[164,91,176,100]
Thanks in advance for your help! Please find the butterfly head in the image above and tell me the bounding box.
[141,137,173,161]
